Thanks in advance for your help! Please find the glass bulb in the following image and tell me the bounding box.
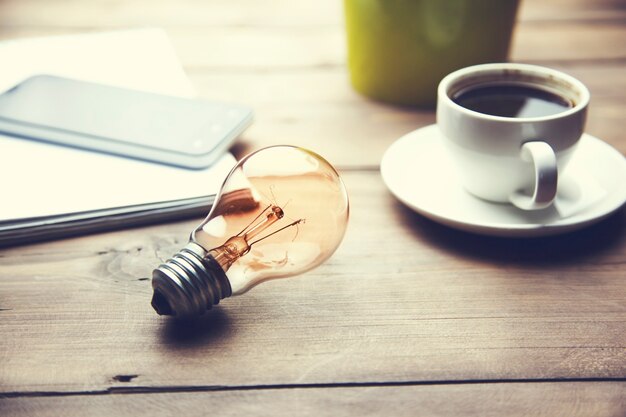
[151,146,350,317]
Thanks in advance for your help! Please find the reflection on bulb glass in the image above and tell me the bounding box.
[151,146,350,317]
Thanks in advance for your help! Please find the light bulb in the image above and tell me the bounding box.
[151,146,350,317]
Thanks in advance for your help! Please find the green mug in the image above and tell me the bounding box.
[344,0,520,107]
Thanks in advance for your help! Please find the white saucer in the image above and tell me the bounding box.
[381,124,626,237]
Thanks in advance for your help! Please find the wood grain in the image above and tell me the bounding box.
[187,64,626,165]
[1,172,625,393]
[0,0,623,29]
[2,17,625,67]
[0,2,623,169]
[1,382,625,417]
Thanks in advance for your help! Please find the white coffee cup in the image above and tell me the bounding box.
[437,63,590,210]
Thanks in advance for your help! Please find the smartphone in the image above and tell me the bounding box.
[0,75,253,169]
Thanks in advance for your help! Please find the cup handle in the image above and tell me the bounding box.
[509,141,558,210]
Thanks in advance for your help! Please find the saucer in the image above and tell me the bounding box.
[380,124,626,237]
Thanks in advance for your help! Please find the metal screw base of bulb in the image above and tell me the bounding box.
[151,243,232,318]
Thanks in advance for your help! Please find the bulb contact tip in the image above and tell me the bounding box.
[151,290,173,316]
[151,243,232,318]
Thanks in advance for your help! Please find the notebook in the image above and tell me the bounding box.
[0,29,240,246]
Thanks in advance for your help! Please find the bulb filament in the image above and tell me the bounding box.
[209,204,304,271]
[241,205,284,241]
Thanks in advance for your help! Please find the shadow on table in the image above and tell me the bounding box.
[396,202,625,267]
[159,308,233,349]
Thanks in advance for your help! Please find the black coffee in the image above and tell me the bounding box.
[453,84,574,118]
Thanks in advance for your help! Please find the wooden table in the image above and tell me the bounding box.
[1,0,625,415]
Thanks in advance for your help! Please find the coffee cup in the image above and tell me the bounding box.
[437,63,590,210]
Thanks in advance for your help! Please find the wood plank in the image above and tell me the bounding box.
[518,0,626,22]
[1,0,625,68]
[0,0,343,28]
[166,23,626,68]
[1,22,625,68]
[1,171,625,393]
[185,64,626,165]
[0,0,622,29]
[3,29,621,168]
[512,21,626,63]
[1,382,625,417]
[0,12,623,170]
